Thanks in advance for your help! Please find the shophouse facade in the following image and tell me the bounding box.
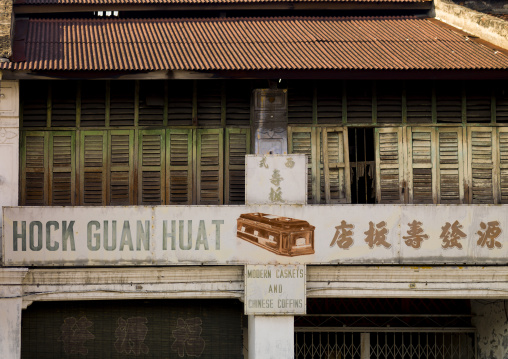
[1,0,508,357]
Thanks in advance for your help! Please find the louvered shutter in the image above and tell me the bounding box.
[80,131,107,205]
[49,132,75,205]
[468,127,497,204]
[109,130,134,205]
[21,132,48,205]
[375,128,405,203]
[407,127,435,204]
[138,130,165,205]
[437,127,464,204]
[196,129,224,205]
[498,128,508,203]
[166,129,193,204]
[225,128,250,204]
[321,127,350,203]
[288,127,316,203]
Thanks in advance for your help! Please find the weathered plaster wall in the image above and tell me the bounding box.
[0,79,19,261]
[434,0,508,50]
[0,0,13,59]
[472,300,508,359]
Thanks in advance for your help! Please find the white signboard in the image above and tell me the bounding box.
[246,155,307,205]
[245,264,306,315]
[4,205,508,266]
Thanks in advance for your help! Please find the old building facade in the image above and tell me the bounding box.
[1,0,508,357]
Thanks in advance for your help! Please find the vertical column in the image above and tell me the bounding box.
[472,300,508,358]
[0,80,20,258]
[248,315,294,359]
[0,268,28,359]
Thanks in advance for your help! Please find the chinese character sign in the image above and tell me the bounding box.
[246,155,307,205]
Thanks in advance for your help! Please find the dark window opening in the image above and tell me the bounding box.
[349,128,375,204]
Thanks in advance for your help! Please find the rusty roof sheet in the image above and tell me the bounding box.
[4,17,508,71]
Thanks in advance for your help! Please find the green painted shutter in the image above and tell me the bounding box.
[375,127,405,203]
[468,127,497,204]
[407,127,435,204]
[225,128,250,204]
[109,130,134,205]
[166,129,193,204]
[196,129,223,205]
[288,127,316,203]
[21,131,48,205]
[437,127,464,204]
[321,127,350,203]
[80,131,107,205]
[49,132,76,205]
[138,130,165,205]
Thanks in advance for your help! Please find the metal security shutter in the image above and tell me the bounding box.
[21,300,243,359]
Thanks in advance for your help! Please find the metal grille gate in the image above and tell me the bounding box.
[295,330,476,359]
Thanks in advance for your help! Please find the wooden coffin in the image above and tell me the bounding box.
[237,213,315,256]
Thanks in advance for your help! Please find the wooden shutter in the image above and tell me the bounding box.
[437,127,464,204]
[138,130,165,205]
[109,130,134,205]
[375,127,405,203]
[196,129,224,205]
[407,127,435,204]
[468,127,497,204]
[80,131,107,205]
[166,129,193,204]
[225,128,250,204]
[288,127,316,203]
[49,132,75,205]
[321,127,350,203]
[21,132,48,205]
[498,128,508,203]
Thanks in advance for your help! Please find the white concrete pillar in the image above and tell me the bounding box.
[0,79,20,259]
[248,315,294,359]
[0,268,28,359]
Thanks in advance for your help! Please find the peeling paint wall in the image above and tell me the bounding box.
[434,0,508,50]
[0,0,13,59]
[472,300,508,359]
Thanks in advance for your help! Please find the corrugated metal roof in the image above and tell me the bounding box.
[3,16,508,71]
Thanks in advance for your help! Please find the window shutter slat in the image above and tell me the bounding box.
[375,128,404,203]
[321,127,350,203]
[197,129,223,205]
[139,130,165,205]
[167,129,193,204]
[408,127,434,204]
[109,130,134,205]
[22,132,48,205]
[437,128,464,204]
[50,132,75,205]
[468,128,496,204]
[498,129,508,203]
[225,128,249,204]
[81,131,107,205]
[289,127,314,203]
